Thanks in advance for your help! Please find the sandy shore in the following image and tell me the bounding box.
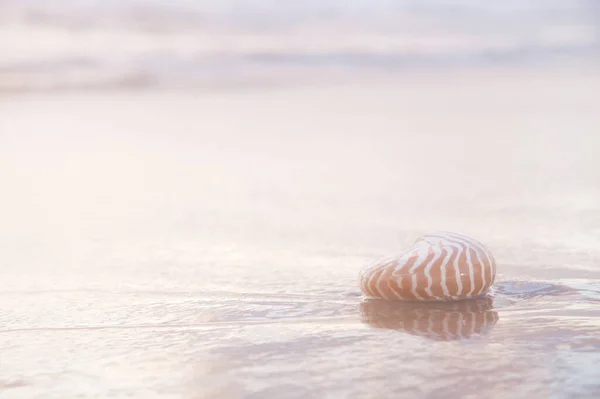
[1,67,600,398]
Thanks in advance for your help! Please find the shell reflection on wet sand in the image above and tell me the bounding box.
[360,297,498,341]
[359,232,496,301]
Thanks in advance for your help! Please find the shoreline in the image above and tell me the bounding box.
[2,62,599,96]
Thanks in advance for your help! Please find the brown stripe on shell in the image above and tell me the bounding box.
[413,250,436,300]
[428,246,450,299]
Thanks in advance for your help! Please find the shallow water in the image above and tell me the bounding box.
[1,70,600,398]
[1,281,599,398]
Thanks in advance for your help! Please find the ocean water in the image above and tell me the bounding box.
[1,0,599,91]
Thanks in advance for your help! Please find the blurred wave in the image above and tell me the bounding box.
[1,0,599,91]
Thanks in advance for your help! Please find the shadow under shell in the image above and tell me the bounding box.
[360,297,499,341]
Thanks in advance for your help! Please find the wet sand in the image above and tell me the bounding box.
[1,67,600,398]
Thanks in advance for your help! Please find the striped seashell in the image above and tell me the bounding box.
[359,231,496,301]
[360,297,498,341]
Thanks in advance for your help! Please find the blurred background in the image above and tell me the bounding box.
[1,1,600,399]
[1,0,599,91]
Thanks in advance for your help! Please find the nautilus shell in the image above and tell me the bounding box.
[360,297,498,341]
[359,231,496,301]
